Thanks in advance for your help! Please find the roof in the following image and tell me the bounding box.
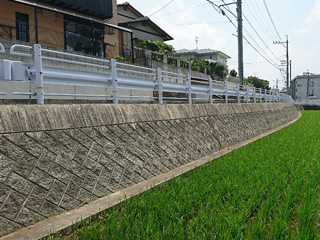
[12,0,132,33]
[292,74,320,82]
[117,2,173,41]
[36,0,113,19]
[118,2,144,18]
[176,48,231,59]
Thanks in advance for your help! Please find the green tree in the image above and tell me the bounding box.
[189,57,210,73]
[215,63,227,80]
[137,39,174,53]
[244,76,271,90]
[230,69,237,77]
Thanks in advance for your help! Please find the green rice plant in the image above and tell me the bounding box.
[58,111,320,240]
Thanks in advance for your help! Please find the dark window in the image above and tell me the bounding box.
[15,12,29,42]
[64,15,105,57]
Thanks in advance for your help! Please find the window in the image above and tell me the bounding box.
[15,12,29,42]
[64,15,105,57]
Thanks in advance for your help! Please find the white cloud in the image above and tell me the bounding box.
[296,0,320,34]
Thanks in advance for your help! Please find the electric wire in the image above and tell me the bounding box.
[174,21,229,26]
[263,0,283,41]
[243,0,273,40]
[149,0,175,17]
[242,13,281,62]
[207,0,282,73]
[152,3,209,19]
[248,0,276,39]
[220,0,280,66]
[270,0,287,35]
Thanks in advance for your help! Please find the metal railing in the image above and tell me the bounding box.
[296,99,320,106]
[0,43,5,53]
[0,43,294,104]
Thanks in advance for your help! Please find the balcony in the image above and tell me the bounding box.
[36,0,113,19]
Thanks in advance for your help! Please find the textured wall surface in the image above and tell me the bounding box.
[0,103,299,237]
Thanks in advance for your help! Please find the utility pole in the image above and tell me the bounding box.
[289,60,292,88]
[273,35,289,95]
[306,70,310,99]
[286,35,289,95]
[237,0,244,86]
[207,0,244,85]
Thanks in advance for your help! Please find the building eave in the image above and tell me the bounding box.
[119,17,173,41]
[10,0,132,33]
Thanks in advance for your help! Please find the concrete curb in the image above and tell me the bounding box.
[0,112,302,240]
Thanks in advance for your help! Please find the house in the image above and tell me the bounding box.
[291,73,320,101]
[175,48,230,66]
[0,0,132,59]
[117,2,173,46]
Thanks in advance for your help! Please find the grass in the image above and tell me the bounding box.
[56,111,320,240]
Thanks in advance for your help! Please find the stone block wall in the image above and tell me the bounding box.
[0,103,300,237]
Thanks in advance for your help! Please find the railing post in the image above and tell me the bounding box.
[157,68,163,104]
[253,87,256,103]
[209,77,213,104]
[246,85,249,103]
[259,88,262,103]
[187,73,192,104]
[272,91,275,103]
[111,59,118,104]
[225,81,228,103]
[237,84,240,103]
[34,44,44,104]
[264,89,267,103]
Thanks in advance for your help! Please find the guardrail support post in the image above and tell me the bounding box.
[264,89,267,103]
[246,85,249,103]
[34,44,44,104]
[157,68,163,104]
[259,88,262,103]
[209,78,213,104]
[253,87,256,103]
[237,84,240,103]
[187,74,192,104]
[111,59,118,104]
[224,81,228,103]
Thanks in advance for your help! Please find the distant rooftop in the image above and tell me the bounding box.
[176,48,231,59]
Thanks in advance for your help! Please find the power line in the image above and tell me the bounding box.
[229,54,285,64]
[207,0,282,73]
[270,0,287,35]
[218,1,280,69]
[174,21,229,26]
[242,27,280,69]
[153,3,209,19]
[149,0,175,17]
[243,0,273,40]
[242,13,281,62]
[263,0,282,41]
[249,0,276,39]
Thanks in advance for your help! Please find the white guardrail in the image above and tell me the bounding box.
[0,43,5,53]
[0,43,293,104]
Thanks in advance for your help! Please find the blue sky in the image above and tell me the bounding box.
[119,0,320,89]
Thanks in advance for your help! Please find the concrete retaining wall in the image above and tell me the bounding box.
[0,103,299,237]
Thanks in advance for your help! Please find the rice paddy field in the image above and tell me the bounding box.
[61,111,320,239]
